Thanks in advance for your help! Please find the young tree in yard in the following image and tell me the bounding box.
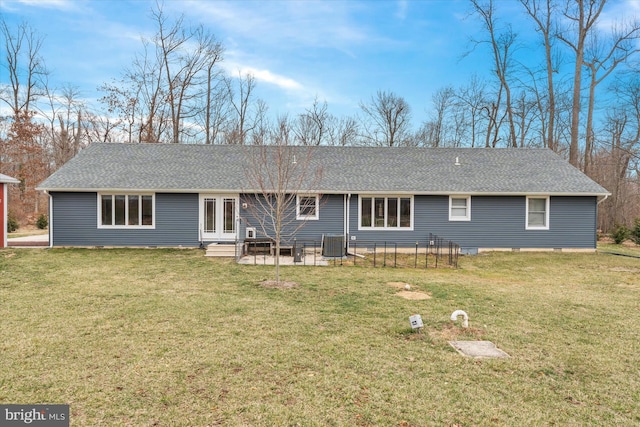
[243,117,323,284]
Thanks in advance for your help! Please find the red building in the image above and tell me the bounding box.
[1,173,20,248]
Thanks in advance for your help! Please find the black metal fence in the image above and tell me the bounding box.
[241,233,459,269]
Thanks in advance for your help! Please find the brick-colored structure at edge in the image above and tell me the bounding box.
[0,173,20,249]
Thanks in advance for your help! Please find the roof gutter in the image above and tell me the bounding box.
[37,188,612,198]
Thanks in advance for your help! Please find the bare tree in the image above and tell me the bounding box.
[592,75,640,231]
[0,19,49,116]
[557,0,606,167]
[470,0,519,147]
[151,7,224,143]
[481,97,506,148]
[243,116,323,283]
[521,0,561,151]
[108,39,168,143]
[456,75,488,147]
[82,110,120,144]
[248,99,270,145]
[98,79,139,143]
[513,90,538,147]
[327,115,359,146]
[423,86,455,147]
[581,20,640,173]
[97,4,225,144]
[38,84,89,168]
[294,97,330,146]
[225,71,257,144]
[201,46,227,144]
[359,90,412,146]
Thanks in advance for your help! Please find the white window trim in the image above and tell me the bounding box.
[525,196,550,230]
[449,195,471,221]
[358,195,414,231]
[97,193,156,229]
[296,194,319,220]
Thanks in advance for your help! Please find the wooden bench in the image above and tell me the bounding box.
[244,238,274,255]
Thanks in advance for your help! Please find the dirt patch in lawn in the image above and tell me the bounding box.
[430,322,485,341]
[387,282,432,300]
[396,290,432,300]
[260,280,299,289]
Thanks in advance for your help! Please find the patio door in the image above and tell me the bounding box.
[199,194,238,241]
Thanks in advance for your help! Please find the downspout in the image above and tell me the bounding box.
[345,193,364,258]
[596,194,609,249]
[45,190,53,248]
[2,183,7,249]
[345,193,350,252]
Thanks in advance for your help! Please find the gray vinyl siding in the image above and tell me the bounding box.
[348,195,597,249]
[50,191,597,249]
[51,192,200,247]
[240,194,344,244]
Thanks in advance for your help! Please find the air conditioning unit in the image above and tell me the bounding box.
[322,234,345,257]
[246,227,256,239]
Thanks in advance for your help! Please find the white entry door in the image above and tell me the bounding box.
[199,194,238,241]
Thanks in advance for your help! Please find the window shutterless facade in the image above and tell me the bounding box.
[449,196,471,221]
[99,193,154,228]
[359,196,412,229]
[526,196,549,230]
[296,195,319,220]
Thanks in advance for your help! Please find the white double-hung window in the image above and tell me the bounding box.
[449,196,471,221]
[526,196,549,230]
[296,195,319,220]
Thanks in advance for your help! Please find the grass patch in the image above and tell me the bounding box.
[1,248,639,425]
[598,242,640,258]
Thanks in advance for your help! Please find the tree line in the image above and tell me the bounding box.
[1,0,639,235]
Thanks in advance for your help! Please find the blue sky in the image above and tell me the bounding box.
[0,0,637,122]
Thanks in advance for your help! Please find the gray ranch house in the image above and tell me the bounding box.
[37,143,609,253]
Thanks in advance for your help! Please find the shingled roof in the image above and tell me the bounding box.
[0,173,20,184]
[38,143,609,196]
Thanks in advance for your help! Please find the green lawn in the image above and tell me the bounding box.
[1,248,639,426]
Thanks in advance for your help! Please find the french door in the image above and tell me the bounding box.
[199,194,238,241]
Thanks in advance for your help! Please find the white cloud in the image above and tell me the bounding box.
[4,0,78,11]
[222,61,302,92]
[179,0,373,51]
[241,67,303,91]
